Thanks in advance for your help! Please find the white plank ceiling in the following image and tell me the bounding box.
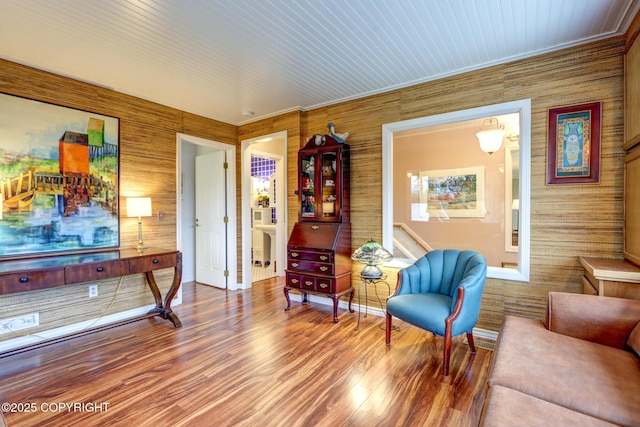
[0,0,638,125]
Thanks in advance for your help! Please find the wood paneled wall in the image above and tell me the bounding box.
[0,59,236,342]
[0,33,628,340]
[241,36,627,331]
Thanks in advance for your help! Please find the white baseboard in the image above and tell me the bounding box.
[288,293,499,341]
[1,293,499,355]
[472,327,499,342]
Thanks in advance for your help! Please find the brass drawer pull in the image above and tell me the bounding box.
[291,279,298,284]
[319,283,328,289]
[311,225,319,230]
[291,262,299,268]
[96,267,104,272]
[319,266,328,272]
[19,277,28,283]
[291,252,299,257]
[320,256,328,261]
[305,281,313,287]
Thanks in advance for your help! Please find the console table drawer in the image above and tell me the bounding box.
[0,269,65,294]
[129,253,177,274]
[65,260,129,284]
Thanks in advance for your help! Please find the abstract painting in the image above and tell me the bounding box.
[0,93,119,258]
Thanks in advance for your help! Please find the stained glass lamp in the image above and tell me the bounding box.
[351,239,393,279]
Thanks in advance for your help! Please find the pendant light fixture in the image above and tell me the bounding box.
[476,117,505,154]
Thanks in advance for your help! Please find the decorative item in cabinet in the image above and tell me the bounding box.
[298,134,349,223]
[284,222,353,323]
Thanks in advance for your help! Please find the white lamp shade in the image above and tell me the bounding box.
[126,197,152,218]
[476,129,505,154]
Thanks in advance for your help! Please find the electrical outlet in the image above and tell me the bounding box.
[89,284,98,298]
[0,313,39,335]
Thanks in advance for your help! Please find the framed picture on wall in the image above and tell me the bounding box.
[418,166,485,218]
[0,93,120,258]
[547,101,601,184]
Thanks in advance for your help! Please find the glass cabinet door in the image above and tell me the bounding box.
[300,154,315,218]
[320,151,338,219]
[297,136,348,223]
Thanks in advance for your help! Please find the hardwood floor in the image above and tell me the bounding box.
[0,278,492,427]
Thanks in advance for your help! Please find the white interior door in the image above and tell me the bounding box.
[195,151,227,288]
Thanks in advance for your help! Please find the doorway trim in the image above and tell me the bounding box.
[241,131,288,289]
[177,133,238,290]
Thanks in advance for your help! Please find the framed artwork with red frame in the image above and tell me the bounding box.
[546,101,601,185]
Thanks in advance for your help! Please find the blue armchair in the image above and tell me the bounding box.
[385,249,487,376]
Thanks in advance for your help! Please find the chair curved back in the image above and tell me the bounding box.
[396,250,486,329]
[397,249,485,295]
[386,249,487,376]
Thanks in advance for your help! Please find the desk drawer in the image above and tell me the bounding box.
[315,276,334,293]
[286,272,304,289]
[129,253,177,274]
[286,273,335,294]
[287,259,334,275]
[65,260,129,284]
[299,275,316,291]
[0,269,65,294]
[286,273,323,292]
[288,249,333,263]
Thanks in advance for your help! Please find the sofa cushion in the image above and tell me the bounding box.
[628,321,640,357]
[546,292,640,349]
[480,385,619,427]
[489,316,640,427]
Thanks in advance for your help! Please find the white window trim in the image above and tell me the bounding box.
[382,99,531,282]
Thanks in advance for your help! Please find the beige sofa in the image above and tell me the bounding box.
[479,292,640,426]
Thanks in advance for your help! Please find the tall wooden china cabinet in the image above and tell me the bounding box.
[284,135,353,322]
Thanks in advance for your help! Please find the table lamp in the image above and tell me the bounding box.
[351,239,393,279]
[126,197,152,250]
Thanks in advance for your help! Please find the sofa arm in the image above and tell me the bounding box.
[546,291,640,349]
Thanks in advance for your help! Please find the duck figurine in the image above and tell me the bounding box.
[327,122,349,143]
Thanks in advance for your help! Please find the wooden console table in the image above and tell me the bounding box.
[579,256,640,300]
[0,247,182,356]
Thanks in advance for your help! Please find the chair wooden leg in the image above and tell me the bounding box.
[467,331,477,354]
[443,329,452,377]
[386,312,392,345]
